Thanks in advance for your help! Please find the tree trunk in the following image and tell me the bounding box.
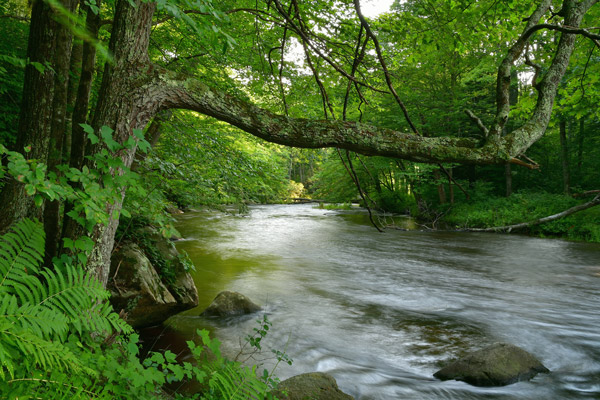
[43,0,77,266]
[559,117,570,195]
[468,194,600,233]
[505,163,512,197]
[0,0,58,231]
[433,169,446,204]
[83,0,157,287]
[577,117,584,181]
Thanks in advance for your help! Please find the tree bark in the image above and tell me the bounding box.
[43,0,78,266]
[0,0,58,231]
[559,117,570,195]
[505,163,512,197]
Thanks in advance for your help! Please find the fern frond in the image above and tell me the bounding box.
[0,326,88,380]
[0,218,44,291]
[208,361,269,400]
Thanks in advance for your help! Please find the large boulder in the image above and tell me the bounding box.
[108,243,178,328]
[200,291,261,317]
[273,372,354,400]
[108,228,199,328]
[140,226,198,309]
[433,342,549,386]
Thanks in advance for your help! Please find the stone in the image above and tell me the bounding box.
[108,243,178,328]
[108,227,199,328]
[140,226,199,310]
[273,372,354,400]
[433,342,550,386]
[201,291,261,317]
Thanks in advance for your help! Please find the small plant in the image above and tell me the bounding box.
[235,315,294,393]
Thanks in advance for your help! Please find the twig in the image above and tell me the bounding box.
[352,0,420,135]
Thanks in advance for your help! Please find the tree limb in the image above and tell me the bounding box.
[464,109,489,137]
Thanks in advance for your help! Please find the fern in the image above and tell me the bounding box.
[208,362,270,400]
[0,219,130,384]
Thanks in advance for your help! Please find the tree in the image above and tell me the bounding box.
[1,0,598,288]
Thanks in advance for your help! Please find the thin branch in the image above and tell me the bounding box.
[524,44,542,89]
[464,109,489,137]
[509,157,539,169]
[573,189,600,198]
[530,23,600,47]
[271,0,389,94]
[438,164,470,200]
[352,0,420,135]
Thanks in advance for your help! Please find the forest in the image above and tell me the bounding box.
[0,0,599,398]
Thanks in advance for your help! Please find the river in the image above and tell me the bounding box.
[161,203,600,399]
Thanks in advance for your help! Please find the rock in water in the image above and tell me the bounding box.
[273,372,354,400]
[201,291,261,317]
[434,342,550,386]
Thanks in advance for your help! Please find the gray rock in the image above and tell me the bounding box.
[140,226,199,310]
[434,342,550,386]
[108,243,178,328]
[201,291,261,317]
[108,229,199,328]
[273,372,354,400]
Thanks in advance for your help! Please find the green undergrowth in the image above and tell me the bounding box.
[441,191,600,242]
[0,219,289,399]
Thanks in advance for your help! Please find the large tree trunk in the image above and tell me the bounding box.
[0,0,59,231]
[83,0,158,286]
[43,0,78,266]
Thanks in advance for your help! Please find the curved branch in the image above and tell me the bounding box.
[465,109,489,137]
[489,0,552,138]
[490,0,596,157]
[152,68,520,165]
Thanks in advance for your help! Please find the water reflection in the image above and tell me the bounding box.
[166,204,600,399]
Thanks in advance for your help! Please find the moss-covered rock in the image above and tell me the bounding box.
[200,291,261,317]
[273,372,354,400]
[108,243,178,328]
[108,228,199,328]
[433,342,549,386]
[140,226,198,310]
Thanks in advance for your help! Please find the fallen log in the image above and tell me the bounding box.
[466,194,600,233]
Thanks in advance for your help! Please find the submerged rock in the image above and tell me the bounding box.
[200,291,261,317]
[273,372,354,400]
[433,342,549,386]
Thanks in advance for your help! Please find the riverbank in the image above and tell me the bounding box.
[434,191,600,242]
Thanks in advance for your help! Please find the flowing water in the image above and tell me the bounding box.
[161,204,600,399]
